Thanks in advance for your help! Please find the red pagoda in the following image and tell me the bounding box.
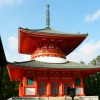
[7,4,100,98]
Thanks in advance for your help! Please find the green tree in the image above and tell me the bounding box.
[0,67,18,100]
[84,55,100,99]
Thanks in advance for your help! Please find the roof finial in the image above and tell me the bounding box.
[46,4,51,29]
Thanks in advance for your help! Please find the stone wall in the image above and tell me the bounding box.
[8,96,99,100]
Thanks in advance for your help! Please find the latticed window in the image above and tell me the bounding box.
[38,82,46,95]
[27,78,34,85]
[63,82,71,95]
[75,78,81,86]
[51,82,59,95]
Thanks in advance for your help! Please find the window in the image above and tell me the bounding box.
[38,82,46,95]
[75,78,81,86]
[63,82,71,95]
[27,78,34,85]
[51,82,59,95]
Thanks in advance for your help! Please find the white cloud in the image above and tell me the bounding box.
[8,36,18,50]
[7,35,31,62]
[67,40,100,64]
[0,0,24,6]
[84,10,100,22]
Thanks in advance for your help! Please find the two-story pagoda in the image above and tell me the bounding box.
[7,4,100,97]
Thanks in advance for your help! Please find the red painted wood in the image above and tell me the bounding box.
[18,73,85,97]
[18,29,88,56]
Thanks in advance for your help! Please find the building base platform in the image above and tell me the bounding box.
[8,96,99,100]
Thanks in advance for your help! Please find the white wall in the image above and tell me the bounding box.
[76,88,83,95]
[25,88,35,95]
[34,56,67,63]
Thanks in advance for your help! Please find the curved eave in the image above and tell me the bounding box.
[7,60,100,81]
[7,60,100,70]
[7,64,24,81]
[18,28,88,55]
[19,28,88,37]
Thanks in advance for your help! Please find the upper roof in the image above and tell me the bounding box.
[8,60,100,70]
[18,27,88,55]
[19,27,88,35]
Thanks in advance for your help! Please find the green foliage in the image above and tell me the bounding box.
[80,60,85,64]
[84,73,100,99]
[84,55,100,99]
[0,67,18,100]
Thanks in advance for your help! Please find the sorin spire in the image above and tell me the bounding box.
[46,4,51,29]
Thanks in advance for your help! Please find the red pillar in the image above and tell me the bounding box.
[81,77,85,96]
[23,76,27,96]
[19,82,23,97]
[72,78,75,87]
[35,79,38,95]
[47,81,51,96]
[19,77,26,97]
[59,81,63,96]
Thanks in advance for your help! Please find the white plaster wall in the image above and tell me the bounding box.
[34,56,67,63]
[76,88,83,95]
[25,88,35,95]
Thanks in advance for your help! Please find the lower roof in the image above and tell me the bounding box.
[8,60,100,70]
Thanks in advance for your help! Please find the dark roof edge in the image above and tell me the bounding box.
[18,27,88,36]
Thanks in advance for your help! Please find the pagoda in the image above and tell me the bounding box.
[6,4,100,98]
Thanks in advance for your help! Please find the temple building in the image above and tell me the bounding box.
[7,4,100,98]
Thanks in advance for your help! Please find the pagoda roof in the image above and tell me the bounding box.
[8,60,100,70]
[19,27,87,36]
[18,27,88,55]
[7,60,100,81]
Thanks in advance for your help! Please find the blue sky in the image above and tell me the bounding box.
[0,0,100,63]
